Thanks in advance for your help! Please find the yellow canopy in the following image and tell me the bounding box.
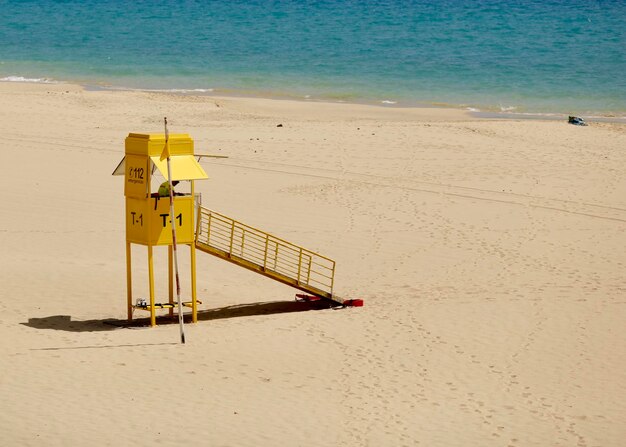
[149,155,208,181]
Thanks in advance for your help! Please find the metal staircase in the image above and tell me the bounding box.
[195,206,343,305]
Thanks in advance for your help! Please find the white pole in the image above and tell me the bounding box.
[164,117,186,344]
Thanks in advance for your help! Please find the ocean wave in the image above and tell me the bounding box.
[166,88,214,93]
[381,100,397,104]
[110,87,214,94]
[0,75,56,84]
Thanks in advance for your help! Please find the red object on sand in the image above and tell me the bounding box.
[343,299,364,307]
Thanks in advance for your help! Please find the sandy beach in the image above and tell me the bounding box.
[1,81,625,446]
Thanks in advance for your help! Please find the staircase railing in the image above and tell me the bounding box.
[196,207,336,298]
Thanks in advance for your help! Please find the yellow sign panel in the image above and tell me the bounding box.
[124,155,149,198]
[126,196,195,245]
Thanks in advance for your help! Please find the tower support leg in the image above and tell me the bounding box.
[168,245,174,318]
[148,245,156,327]
[126,242,133,321]
[191,243,198,323]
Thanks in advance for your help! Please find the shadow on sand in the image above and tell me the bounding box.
[22,299,335,333]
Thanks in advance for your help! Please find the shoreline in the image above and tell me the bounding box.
[2,76,625,124]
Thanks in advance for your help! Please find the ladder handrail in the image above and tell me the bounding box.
[196,206,336,295]
[199,208,335,264]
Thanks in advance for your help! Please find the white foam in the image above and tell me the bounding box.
[381,100,397,104]
[0,75,56,84]
[129,87,214,94]
[499,105,517,112]
[163,88,214,93]
[466,107,480,112]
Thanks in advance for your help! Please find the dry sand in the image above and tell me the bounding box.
[1,81,625,446]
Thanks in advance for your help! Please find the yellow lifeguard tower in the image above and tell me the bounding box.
[113,133,208,326]
[114,130,354,329]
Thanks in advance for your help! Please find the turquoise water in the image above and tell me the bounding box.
[1,0,625,115]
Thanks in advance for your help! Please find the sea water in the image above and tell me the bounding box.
[1,0,624,116]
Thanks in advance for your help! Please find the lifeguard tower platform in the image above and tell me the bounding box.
[113,132,346,326]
